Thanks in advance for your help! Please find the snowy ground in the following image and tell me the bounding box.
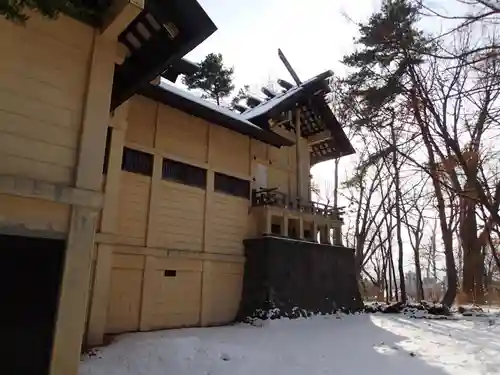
[80,313,500,375]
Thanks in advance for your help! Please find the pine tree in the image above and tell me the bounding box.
[342,0,432,111]
[182,53,235,106]
[231,85,250,108]
[342,0,459,306]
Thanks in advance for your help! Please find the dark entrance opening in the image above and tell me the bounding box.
[0,234,65,375]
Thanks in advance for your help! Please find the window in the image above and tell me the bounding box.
[162,158,206,189]
[102,127,112,175]
[214,172,250,199]
[121,147,154,176]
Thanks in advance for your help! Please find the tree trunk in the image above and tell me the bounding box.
[414,249,425,301]
[389,249,399,301]
[409,87,457,307]
[391,127,406,303]
[386,248,394,302]
[460,179,485,304]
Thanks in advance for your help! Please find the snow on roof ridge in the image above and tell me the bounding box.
[241,70,333,120]
[158,81,266,131]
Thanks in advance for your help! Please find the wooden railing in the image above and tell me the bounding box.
[251,188,344,221]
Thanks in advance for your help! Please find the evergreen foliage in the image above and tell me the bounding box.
[182,53,235,106]
[231,85,251,108]
[0,0,108,24]
[342,0,433,111]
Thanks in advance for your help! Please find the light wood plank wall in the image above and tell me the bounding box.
[0,14,93,185]
[109,95,309,253]
[94,94,311,336]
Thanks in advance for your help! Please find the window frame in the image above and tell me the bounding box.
[214,172,251,199]
[121,147,154,176]
[162,158,207,189]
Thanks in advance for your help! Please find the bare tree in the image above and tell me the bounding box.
[401,178,430,301]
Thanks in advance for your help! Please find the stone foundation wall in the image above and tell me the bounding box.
[238,236,363,319]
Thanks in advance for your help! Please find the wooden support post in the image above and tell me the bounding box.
[51,207,99,375]
[100,101,129,234]
[313,220,319,243]
[283,213,289,237]
[139,255,156,331]
[203,171,215,250]
[86,101,128,347]
[265,209,272,234]
[299,218,304,240]
[50,33,116,375]
[295,107,302,202]
[86,244,112,346]
[145,154,163,248]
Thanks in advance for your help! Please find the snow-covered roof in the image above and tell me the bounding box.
[241,71,333,121]
[161,82,263,128]
[139,82,294,148]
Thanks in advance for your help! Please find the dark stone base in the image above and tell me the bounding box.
[237,236,363,320]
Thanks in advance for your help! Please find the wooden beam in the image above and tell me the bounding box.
[101,0,145,40]
[115,42,129,64]
[308,130,332,146]
[0,175,102,209]
[278,48,302,85]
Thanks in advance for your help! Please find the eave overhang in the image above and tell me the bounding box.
[110,0,217,110]
[241,70,355,164]
[161,58,200,83]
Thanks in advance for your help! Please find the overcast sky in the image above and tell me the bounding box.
[183,0,382,192]
[187,0,379,89]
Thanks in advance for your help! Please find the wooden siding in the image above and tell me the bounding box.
[156,105,209,163]
[104,246,245,334]
[0,14,93,185]
[126,96,157,148]
[106,254,145,334]
[251,139,268,161]
[211,126,250,176]
[95,95,318,337]
[267,166,290,195]
[116,173,151,241]
[208,193,249,255]
[202,260,243,325]
[148,258,202,329]
[151,181,205,251]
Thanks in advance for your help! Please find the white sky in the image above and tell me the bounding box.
[187,0,378,89]
[185,0,380,190]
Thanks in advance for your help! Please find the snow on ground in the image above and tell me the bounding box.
[80,314,500,375]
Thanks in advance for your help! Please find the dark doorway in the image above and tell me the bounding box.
[0,234,65,375]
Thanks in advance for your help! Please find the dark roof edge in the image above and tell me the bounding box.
[139,84,294,148]
[315,100,355,157]
[244,70,334,124]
